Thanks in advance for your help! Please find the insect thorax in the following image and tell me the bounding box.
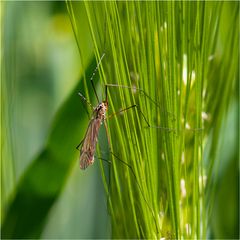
[94,102,108,120]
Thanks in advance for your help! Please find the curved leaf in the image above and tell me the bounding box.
[1,57,97,238]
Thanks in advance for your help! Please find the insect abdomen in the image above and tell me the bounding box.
[80,152,94,170]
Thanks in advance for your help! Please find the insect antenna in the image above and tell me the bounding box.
[78,92,94,110]
[77,92,94,119]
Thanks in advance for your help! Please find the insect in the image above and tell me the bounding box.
[77,96,137,169]
[76,52,182,171]
[76,53,151,170]
[76,56,177,169]
[76,53,204,236]
[76,54,160,234]
[77,97,108,169]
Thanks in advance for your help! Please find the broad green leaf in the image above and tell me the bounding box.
[1,57,97,238]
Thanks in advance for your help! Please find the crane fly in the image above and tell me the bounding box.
[78,99,108,170]
[77,88,137,169]
[76,53,176,169]
[75,53,189,234]
[76,53,108,170]
[76,53,137,170]
[76,54,203,236]
[76,66,160,230]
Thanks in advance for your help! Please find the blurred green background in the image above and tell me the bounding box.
[1,1,109,238]
[1,1,238,239]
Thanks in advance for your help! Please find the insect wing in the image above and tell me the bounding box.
[80,118,101,170]
[80,152,94,170]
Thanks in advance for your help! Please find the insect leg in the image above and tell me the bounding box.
[105,84,108,102]
[90,53,106,103]
[98,157,112,165]
[105,84,203,133]
[107,104,174,132]
[107,104,138,120]
[102,121,159,234]
[105,83,176,120]
[109,151,159,234]
[97,154,112,217]
[76,139,84,151]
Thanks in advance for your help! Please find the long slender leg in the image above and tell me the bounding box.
[98,156,112,165]
[95,124,112,204]
[105,84,203,132]
[107,104,151,126]
[107,104,174,131]
[105,84,108,102]
[76,92,93,150]
[109,150,159,234]
[97,154,112,210]
[90,53,106,103]
[102,122,159,233]
[105,83,176,120]
[90,81,100,103]
[107,104,137,120]
[104,121,111,147]
[76,139,84,151]
[109,145,159,229]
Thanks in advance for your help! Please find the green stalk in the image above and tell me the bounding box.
[66,1,238,238]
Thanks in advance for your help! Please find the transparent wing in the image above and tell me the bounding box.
[80,118,101,169]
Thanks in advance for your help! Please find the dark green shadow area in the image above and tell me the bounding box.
[1,57,97,239]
